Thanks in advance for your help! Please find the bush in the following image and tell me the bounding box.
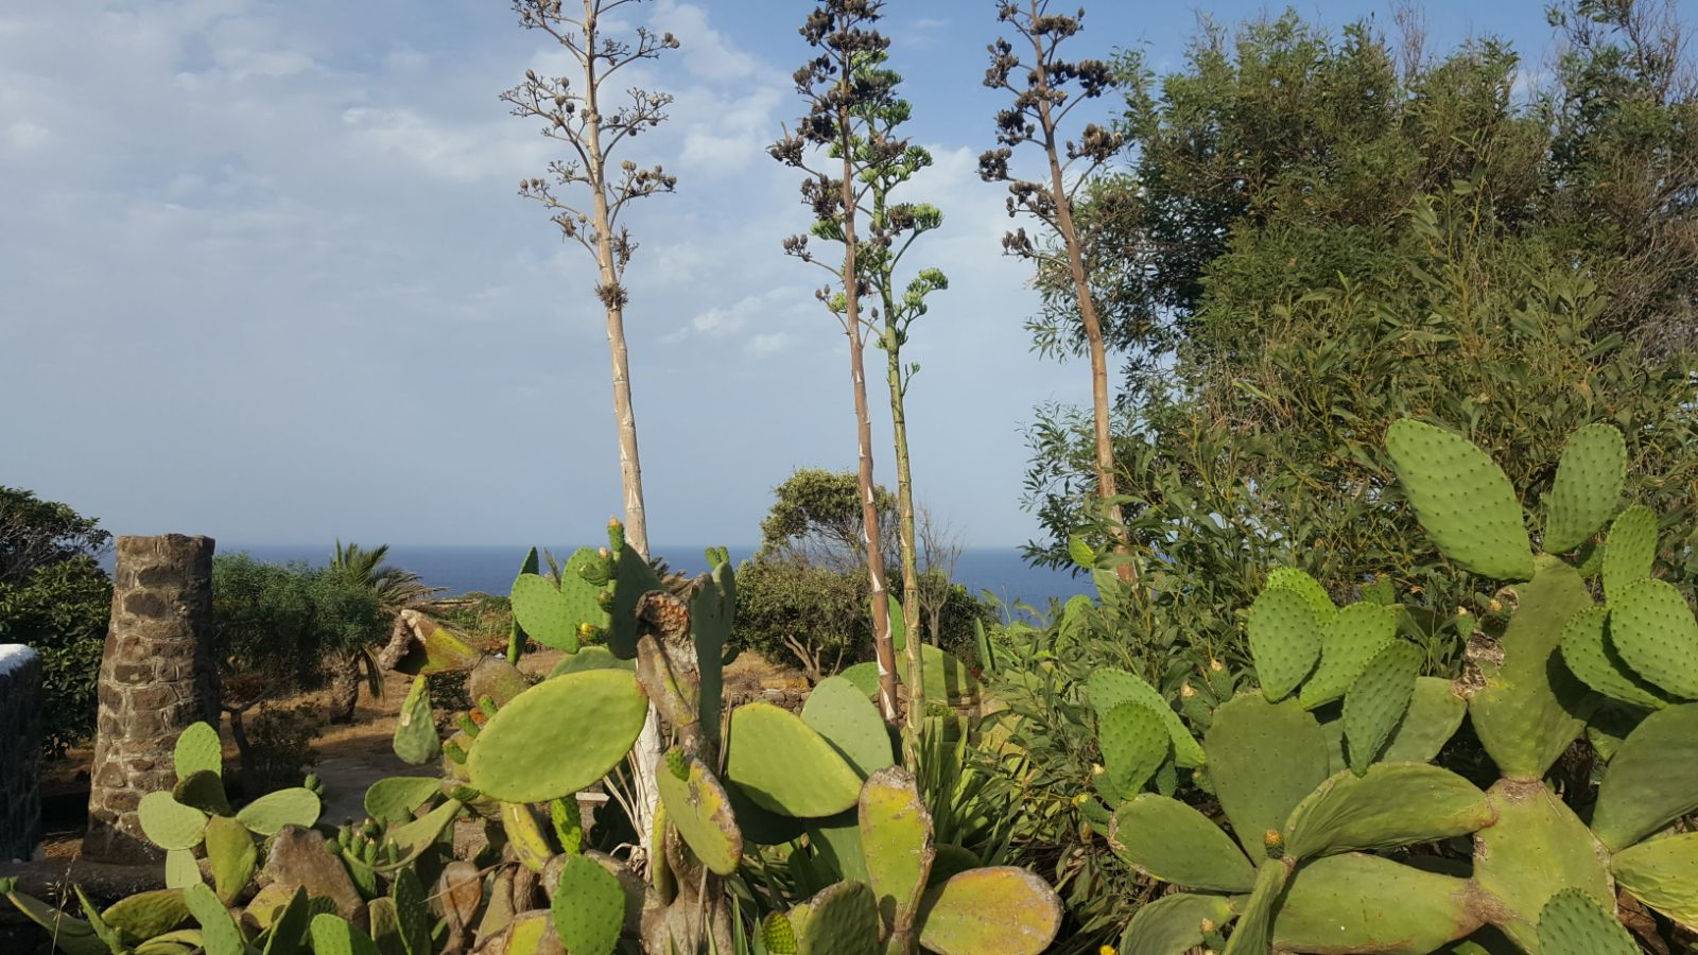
[238,702,323,794]
[732,559,869,680]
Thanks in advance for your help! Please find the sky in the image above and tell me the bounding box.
[0,0,1642,549]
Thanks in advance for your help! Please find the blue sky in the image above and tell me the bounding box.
[0,0,1641,549]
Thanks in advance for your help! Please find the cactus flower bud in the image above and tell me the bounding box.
[1071,793,1089,806]
[1199,919,1216,934]
[1090,763,1105,776]
[1180,682,1196,698]
[1209,658,1224,672]
[1263,829,1285,859]
[1099,947,1117,955]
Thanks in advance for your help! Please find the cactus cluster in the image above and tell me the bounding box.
[1107,420,1698,953]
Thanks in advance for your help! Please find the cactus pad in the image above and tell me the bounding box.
[1273,852,1483,954]
[800,676,895,779]
[184,883,244,955]
[1386,419,1534,580]
[362,776,441,824]
[1609,831,1698,928]
[1220,860,1287,955]
[100,890,191,945]
[500,801,557,874]
[761,911,800,955]
[308,913,380,955]
[795,881,879,955]
[1299,601,1397,709]
[138,791,208,851]
[1536,888,1638,955]
[1107,794,1255,892]
[467,668,649,803]
[913,867,1063,955]
[1095,701,1170,803]
[1205,694,1330,862]
[1542,423,1626,553]
[899,644,979,705]
[727,702,862,817]
[549,854,623,955]
[203,815,256,904]
[857,767,934,939]
[1559,606,1668,709]
[656,752,743,876]
[1282,763,1491,860]
[691,553,735,741]
[1473,779,1612,951]
[1378,676,1468,763]
[1246,586,1321,702]
[1341,641,1423,775]
[1264,567,1337,624]
[173,722,223,780]
[172,769,231,816]
[1591,703,1698,851]
[236,787,321,836]
[1467,557,1595,778]
[468,657,530,709]
[510,572,593,653]
[1118,892,1236,955]
[392,675,439,766]
[1603,504,1657,602]
[1608,577,1698,699]
[164,848,200,889]
[547,646,633,678]
[1086,668,1205,768]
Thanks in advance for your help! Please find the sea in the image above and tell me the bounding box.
[214,544,1091,612]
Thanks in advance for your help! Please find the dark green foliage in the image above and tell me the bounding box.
[0,487,111,757]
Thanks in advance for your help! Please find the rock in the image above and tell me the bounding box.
[258,826,366,928]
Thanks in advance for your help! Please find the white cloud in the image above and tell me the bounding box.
[746,332,791,356]
[4,120,49,151]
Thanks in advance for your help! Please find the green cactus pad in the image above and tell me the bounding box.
[606,538,663,659]
[1603,504,1657,603]
[1608,577,1698,699]
[138,791,208,851]
[549,854,623,955]
[857,767,934,939]
[1467,557,1595,778]
[1095,701,1171,803]
[1118,892,1236,955]
[761,911,800,955]
[366,896,401,955]
[501,801,557,874]
[546,646,633,678]
[1610,831,1698,929]
[1220,860,1288,955]
[1591,703,1698,851]
[203,815,256,904]
[722,778,808,846]
[174,722,223,780]
[897,643,979,705]
[1473,779,1612,951]
[391,675,439,766]
[468,657,531,709]
[792,881,878,955]
[1299,601,1398,709]
[1536,888,1637,955]
[837,661,882,699]
[1282,763,1492,860]
[1380,676,1468,763]
[1107,794,1255,892]
[184,883,244,955]
[467,668,649,802]
[1542,423,1626,553]
[1386,419,1534,579]
[383,798,464,865]
[172,769,231,816]
[500,912,558,955]
[391,870,431,955]
[801,676,895,778]
[412,618,482,675]
[236,787,320,836]
[510,572,590,652]
[1559,606,1669,709]
[1086,668,1206,768]
[691,554,735,741]
[164,848,200,889]
[362,776,440,824]
[260,887,311,955]
[913,868,1063,955]
[727,702,863,817]
[655,752,743,876]
[308,913,380,955]
[101,890,191,945]
[1247,586,1322,702]
[0,882,105,955]
[1265,567,1338,624]
[1273,852,1483,954]
[1205,693,1330,862]
[1342,641,1423,774]
[804,812,870,886]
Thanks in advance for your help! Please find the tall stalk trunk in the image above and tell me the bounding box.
[1032,41,1136,587]
[326,668,360,724]
[841,143,900,725]
[880,288,925,762]
[581,0,663,869]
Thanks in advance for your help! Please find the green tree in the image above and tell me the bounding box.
[757,468,896,571]
[771,0,902,723]
[0,487,112,757]
[324,541,436,723]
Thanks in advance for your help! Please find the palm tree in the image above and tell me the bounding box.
[324,541,438,723]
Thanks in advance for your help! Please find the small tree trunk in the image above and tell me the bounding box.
[326,666,361,724]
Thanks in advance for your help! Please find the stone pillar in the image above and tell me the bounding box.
[0,645,43,861]
[83,534,218,863]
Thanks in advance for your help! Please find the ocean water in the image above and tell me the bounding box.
[217,544,1090,610]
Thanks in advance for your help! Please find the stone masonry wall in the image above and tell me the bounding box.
[0,644,43,861]
[82,534,218,863]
